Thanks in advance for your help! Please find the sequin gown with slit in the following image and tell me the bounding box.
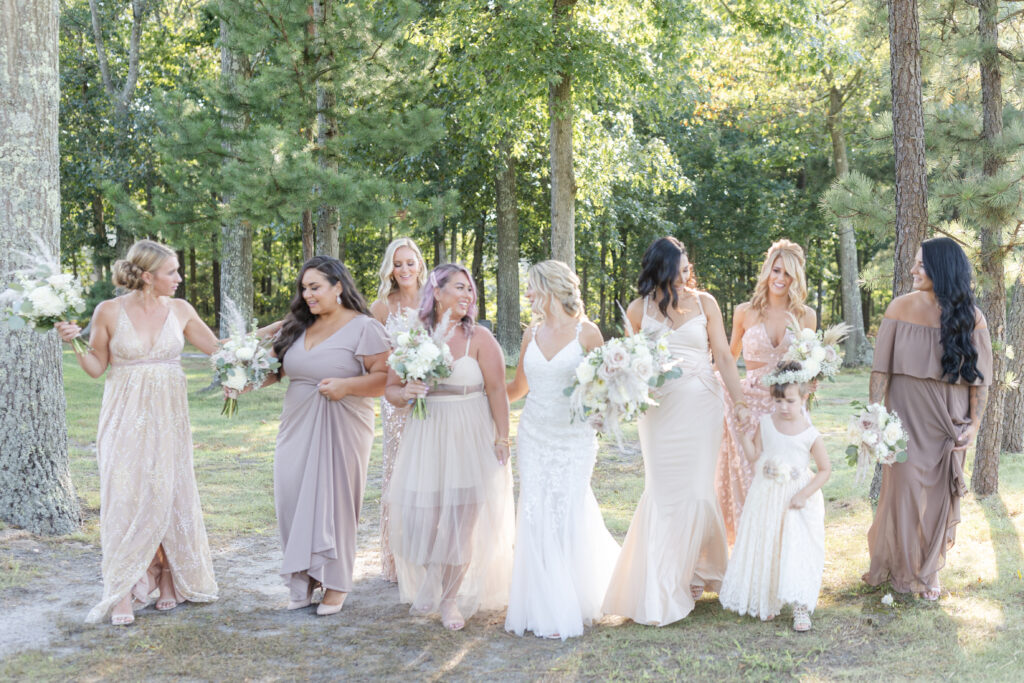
[863,318,992,594]
[387,335,515,619]
[505,324,620,640]
[274,315,391,603]
[717,323,794,544]
[602,297,730,626]
[86,299,218,623]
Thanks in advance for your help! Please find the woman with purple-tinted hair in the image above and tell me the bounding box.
[384,264,515,631]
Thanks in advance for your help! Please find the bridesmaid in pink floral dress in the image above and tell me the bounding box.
[717,240,816,544]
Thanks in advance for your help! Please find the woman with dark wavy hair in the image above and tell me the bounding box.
[266,256,391,615]
[602,237,750,625]
[864,238,992,600]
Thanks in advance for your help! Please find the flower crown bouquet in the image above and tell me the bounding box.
[845,401,908,482]
[209,299,280,417]
[387,324,454,419]
[0,247,90,353]
[763,320,851,387]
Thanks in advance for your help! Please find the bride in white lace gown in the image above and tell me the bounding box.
[505,260,620,640]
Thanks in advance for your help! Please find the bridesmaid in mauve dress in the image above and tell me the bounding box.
[370,237,427,583]
[717,239,816,543]
[864,239,992,600]
[57,240,219,626]
[268,257,391,616]
[602,237,750,626]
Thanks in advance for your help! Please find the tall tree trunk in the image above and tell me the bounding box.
[827,83,871,365]
[313,0,339,259]
[495,140,521,358]
[972,0,1006,496]
[548,0,577,269]
[212,259,222,331]
[1003,269,1024,452]
[91,192,107,281]
[176,249,187,300]
[301,209,314,261]
[0,0,81,534]
[888,0,929,297]
[473,215,486,321]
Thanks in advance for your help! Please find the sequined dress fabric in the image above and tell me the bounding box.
[85,300,218,623]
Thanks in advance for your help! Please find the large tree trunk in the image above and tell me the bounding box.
[1003,269,1024,453]
[972,0,1006,496]
[495,140,521,358]
[473,214,486,321]
[888,0,929,297]
[0,0,81,534]
[301,209,314,261]
[827,84,871,366]
[313,0,339,259]
[548,0,577,269]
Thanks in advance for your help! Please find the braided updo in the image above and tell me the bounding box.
[527,260,584,321]
[112,240,176,290]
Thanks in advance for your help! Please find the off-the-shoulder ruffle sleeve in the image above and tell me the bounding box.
[872,318,991,385]
[354,315,392,359]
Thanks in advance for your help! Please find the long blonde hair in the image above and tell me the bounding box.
[749,239,807,315]
[111,240,176,291]
[527,260,584,322]
[376,237,427,303]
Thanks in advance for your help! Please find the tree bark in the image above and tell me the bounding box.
[0,0,81,534]
[495,139,521,358]
[1003,269,1024,452]
[301,209,314,261]
[473,215,486,321]
[888,0,929,297]
[826,83,871,366]
[972,0,1006,496]
[548,0,577,269]
[313,0,339,259]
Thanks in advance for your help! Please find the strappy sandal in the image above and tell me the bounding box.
[690,584,704,601]
[440,600,465,631]
[920,588,940,601]
[792,605,811,632]
[155,597,178,611]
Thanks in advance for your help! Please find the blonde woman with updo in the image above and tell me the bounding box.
[504,260,619,640]
[369,237,427,583]
[717,239,817,544]
[56,240,219,626]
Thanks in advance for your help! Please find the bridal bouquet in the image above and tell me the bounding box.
[387,326,454,419]
[845,401,908,482]
[0,251,90,353]
[210,300,280,417]
[763,321,850,387]
[564,331,680,441]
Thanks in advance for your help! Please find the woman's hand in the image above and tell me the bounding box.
[494,441,510,465]
[55,321,83,343]
[789,493,808,509]
[733,402,751,426]
[318,377,351,401]
[952,422,981,453]
[402,379,428,403]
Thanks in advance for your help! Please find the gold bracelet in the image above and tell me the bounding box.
[733,399,748,409]
[495,437,510,446]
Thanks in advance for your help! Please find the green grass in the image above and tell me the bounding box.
[4,356,1022,680]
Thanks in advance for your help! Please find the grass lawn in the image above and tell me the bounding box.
[1,350,1022,680]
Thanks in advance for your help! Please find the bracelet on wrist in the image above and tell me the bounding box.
[495,437,509,446]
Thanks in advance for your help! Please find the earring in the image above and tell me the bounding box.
[336,294,342,305]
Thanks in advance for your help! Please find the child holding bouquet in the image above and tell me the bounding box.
[719,360,831,632]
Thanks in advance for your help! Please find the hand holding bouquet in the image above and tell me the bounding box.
[763,320,850,390]
[387,326,454,419]
[0,249,90,353]
[210,299,280,417]
[845,401,908,482]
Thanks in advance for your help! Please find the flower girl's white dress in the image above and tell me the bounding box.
[505,324,620,639]
[719,415,825,619]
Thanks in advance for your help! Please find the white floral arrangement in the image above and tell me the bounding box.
[763,321,850,386]
[0,249,90,353]
[845,400,908,481]
[387,325,454,419]
[564,329,680,443]
[209,299,280,417]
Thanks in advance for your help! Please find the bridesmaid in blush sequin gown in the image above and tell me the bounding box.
[717,239,816,544]
[370,238,427,583]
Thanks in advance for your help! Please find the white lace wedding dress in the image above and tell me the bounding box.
[504,325,620,640]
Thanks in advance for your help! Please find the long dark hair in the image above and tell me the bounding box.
[419,263,477,335]
[273,256,370,361]
[637,236,697,317]
[921,237,983,384]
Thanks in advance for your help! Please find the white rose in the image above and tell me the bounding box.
[27,285,65,317]
[800,328,817,342]
[862,431,878,446]
[631,356,654,379]
[576,361,596,385]
[223,366,249,391]
[810,345,827,363]
[603,342,630,370]
[46,273,73,289]
[396,332,411,347]
[802,359,821,378]
[883,422,903,446]
[417,343,440,363]
[234,346,255,362]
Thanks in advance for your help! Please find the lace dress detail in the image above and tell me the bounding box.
[379,305,418,582]
[719,416,824,618]
[505,325,620,640]
[717,322,794,544]
[86,299,218,623]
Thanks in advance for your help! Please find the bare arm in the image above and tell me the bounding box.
[369,299,389,326]
[953,384,988,452]
[55,300,115,378]
[729,303,747,360]
[475,327,511,465]
[791,436,831,509]
[506,326,532,402]
[704,293,745,405]
[178,300,220,356]
[257,319,284,339]
[738,424,762,464]
[802,305,818,331]
[625,298,643,335]
[869,371,890,405]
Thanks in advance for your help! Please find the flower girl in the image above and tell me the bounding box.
[718,360,831,631]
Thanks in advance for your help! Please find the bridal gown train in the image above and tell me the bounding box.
[505,324,620,640]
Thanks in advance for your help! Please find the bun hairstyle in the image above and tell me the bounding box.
[769,360,811,399]
[749,239,808,315]
[376,237,427,302]
[528,260,584,321]
[636,236,698,318]
[111,240,176,291]
[418,263,477,335]
[920,237,983,384]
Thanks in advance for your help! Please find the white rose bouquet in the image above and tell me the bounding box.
[209,299,280,417]
[763,320,850,387]
[0,251,90,353]
[845,401,908,482]
[387,326,454,419]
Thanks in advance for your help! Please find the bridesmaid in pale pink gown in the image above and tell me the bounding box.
[57,240,220,626]
[370,238,427,583]
[717,239,816,543]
